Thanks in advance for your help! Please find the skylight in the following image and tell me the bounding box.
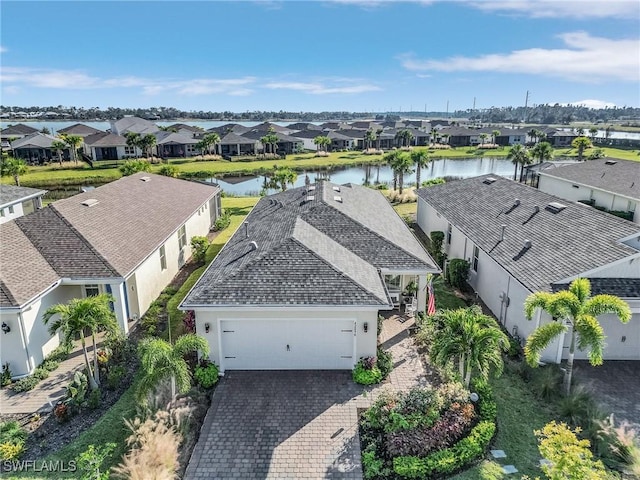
[546,202,567,214]
[81,199,99,207]
[334,196,342,203]
[483,177,497,185]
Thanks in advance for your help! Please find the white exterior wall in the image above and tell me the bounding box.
[193,308,378,373]
[0,202,25,224]
[128,202,213,318]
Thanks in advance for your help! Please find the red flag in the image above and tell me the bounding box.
[427,278,436,316]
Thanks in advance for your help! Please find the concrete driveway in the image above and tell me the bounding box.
[184,316,429,480]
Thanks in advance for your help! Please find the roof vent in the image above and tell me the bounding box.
[334,196,342,203]
[308,185,316,191]
[81,199,99,207]
[546,202,567,214]
[604,160,617,165]
[332,186,341,192]
[140,176,151,182]
[249,241,258,251]
[524,239,532,249]
[483,177,497,185]
[306,195,315,202]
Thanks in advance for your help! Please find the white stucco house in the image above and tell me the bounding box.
[181,181,439,373]
[0,185,47,224]
[417,175,640,363]
[537,158,640,224]
[0,173,221,377]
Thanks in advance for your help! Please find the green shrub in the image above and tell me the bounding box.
[40,359,60,372]
[506,335,522,359]
[531,365,563,401]
[362,445,385,480]
[119,160,151,176]
[447,258,470,288]
[190,236,210,264]
[158,164,178,177]
[1,363,12,387]
[87,388,101,410]
[353,358,383,385]
[11,375,40,393]
[0,441,24,461]
[377,314,384,337]
[213,210,231,231]
[194,361,219,389]
[106,365,126,391]
[65,371,89,411]
[376,348,393,380]
[430,231,444,253]
[0,421,27,445]
[471,377,497,421]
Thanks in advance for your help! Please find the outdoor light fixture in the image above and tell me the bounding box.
[469,392,479,403]
[204,323,210,333]
[1,322,10,334]
[363,322,369,333]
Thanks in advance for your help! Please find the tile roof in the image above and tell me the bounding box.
[539,158,640,200]
[57,123,103,136]
[416,175,639,293]
[0,221,60,307]
[0,185,47,208]
[183,181,438,307]
[53,173,219,277]
[552,278,640,299]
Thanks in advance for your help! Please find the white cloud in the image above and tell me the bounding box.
[466,0,639,19]
[400,32,640,82]
[265,80,381,94]
[0,46,7,53]
[560,99,617,109]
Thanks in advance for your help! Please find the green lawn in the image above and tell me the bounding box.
[392,201,417,219]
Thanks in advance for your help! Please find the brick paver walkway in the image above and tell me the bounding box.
[185,314,431,480]
[0,335,104,415]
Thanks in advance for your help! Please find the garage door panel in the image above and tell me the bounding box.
[221,319,355,370]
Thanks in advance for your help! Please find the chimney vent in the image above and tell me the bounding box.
[249,241,258,251]
[244,221,249,238]
[500,224,506,241]
[524,239,532,249]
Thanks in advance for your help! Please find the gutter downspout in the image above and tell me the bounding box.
[18,311,35,374]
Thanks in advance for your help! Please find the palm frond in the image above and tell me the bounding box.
[546,291,581,320]
[584,295,632,324]
[173,334,210,358]
[524,292,554,320]
[575,315,605,366]
[524,322,567,367]
[568,278,591,304]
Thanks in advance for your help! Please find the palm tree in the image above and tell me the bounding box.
[440,133,450,145]
[576,127,585,137]
[137,334,209,401]
[430,128,438,145]
[588,127,598,143]
[43,294,119,390]
[410,150,430,186]
[271,165,297,191]
[430,306,509,388]
[571,137,592,161]
[396,129,414,148]
[507,144,530,181]
[364,129,377,150]
[524,278,631,395]
[125,132,141,158]
[391,152,413,194]
[1,157,28,186]
[491,130,501,145]
[313,135,331,153]
[61,134,83,165]
[203,132,220,156]
[383,151,402,191]
[528,128,539,145]
[531,141,554,164]
[138,134,156,159]
[260,128,279,157]
[479,133,489,146]
[51,140,67,167]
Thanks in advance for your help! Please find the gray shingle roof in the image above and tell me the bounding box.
[11,133,59,149]
[58,123,103,136]
[552,278,640,299]
[219,132,258,145]
[83,132,127,147]
[539,158,640,200]
[0,185,47,208]
[0,221,60,307]
[416,175,639,293]
[0,124,38,136]
[183,181,438,307]
[155,131,198,145]
[53,173,219,277]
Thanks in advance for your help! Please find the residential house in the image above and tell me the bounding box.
[11,133,67,164]
[84,132,131,161]
[155,131,199,158]
[417,175,640,362]
[0,185,47,224]
[537,158,640,223]
[241,129,303,155]
[289,129,327,151]
[57,123,103,138]
[547,130,578,147]
[218,132,259,157]
[286,122,323,132]
[109,116,159,136]
[164,123,205,137]
[181,181,439,373]
[0,173,221,377]
[494,128,529,147]
[1,124,39,143]
[327,130,355,150]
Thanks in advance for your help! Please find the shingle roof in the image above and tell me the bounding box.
[0,221,60,307]
[416,175,639,293]
[58,123,103,136]
[219,132,258,145]
[539,158,640,200]
[155,131,198,145]
[52,173,219,277]
[111,117,159,135]
[83,132,127,147]
[183,182,438,307]
[0,124,38,136]
[0,185,47,208]
[552,278,640,299]
[12,133,59,149]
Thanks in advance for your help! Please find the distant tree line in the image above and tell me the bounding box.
[0,104,638,124]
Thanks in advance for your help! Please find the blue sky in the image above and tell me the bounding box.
[1,0,639,112]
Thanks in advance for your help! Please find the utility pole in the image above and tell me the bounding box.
[524,90,530,123]
[446,100,449,118]
[473,97,476,110]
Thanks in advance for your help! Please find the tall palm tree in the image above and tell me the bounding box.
[383,151,401,191]
[313,135,331,153]
[61,134,83,165]
[51,140,67,167]
[531,141,554,164]
[396,129,414,148]
[260,128,279,156]
[524,278,631,395]
[43,294,119,390]
[203,132,220,156]
[528,128,538,145]
[125,132,141,158]
[138,134,157,159]
[571,137,592,161]
[391,152,413,194]
[137,334,209,401]
[588,127,598,143]
[364,129,377,150]
[507,144,530,181]
[1,157,28,186]
[576,127,585,137]
[491,130,501,145]
[479,133,488,146]
[430,306,509,388]
[271,165,297,191]
[410,150,430,186]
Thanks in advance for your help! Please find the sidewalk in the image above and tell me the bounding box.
[0,336,104,415]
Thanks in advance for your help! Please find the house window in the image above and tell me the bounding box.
[124,146,136,156]
[0,209,4,217]
[628,201,636,212]
[472,246,479,272]
[85,284,100,297]
[178,225,187,249]
[186,144,197,153]
[385,275,401,291]
[8,206,14,214]
[446,224,452,245]
[160,245,167,270]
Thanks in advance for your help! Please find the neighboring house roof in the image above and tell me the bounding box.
[248,122,291,133]
[0,185,47,209]
[166,123,204,133]
[53,173,219,277]
[286,122,323,131]
[110,117,159,135]
[84,132,127,147]
[416,175,639,293]
[290,130,326,140]
[11,133,59,149]
[58,123,103,136]
[207,124,251,135]
[334,129,366,139]
[327,131,353,141]
[552,278,640,299]
[539,158,640,200]
[0,124,38,136]
[0,221,60,307]
[241,130,302,143]
[155,131,198,145]
[183,181,438,307]
[549,130,578,138]
[219,132,258,145]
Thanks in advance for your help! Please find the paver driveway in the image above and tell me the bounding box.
[185,315,429,480]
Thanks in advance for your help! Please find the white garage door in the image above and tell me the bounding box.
[220,319,356,370]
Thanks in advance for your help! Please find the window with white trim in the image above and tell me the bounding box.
[8,206,14,214]
[85,284,100,297]
[472,246,479,273]
[124,145,136,156]
[160,245,167,270]
[186,144,197,153]
[178,225,187,249]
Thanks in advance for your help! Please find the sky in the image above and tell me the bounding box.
[1,0,639,113]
